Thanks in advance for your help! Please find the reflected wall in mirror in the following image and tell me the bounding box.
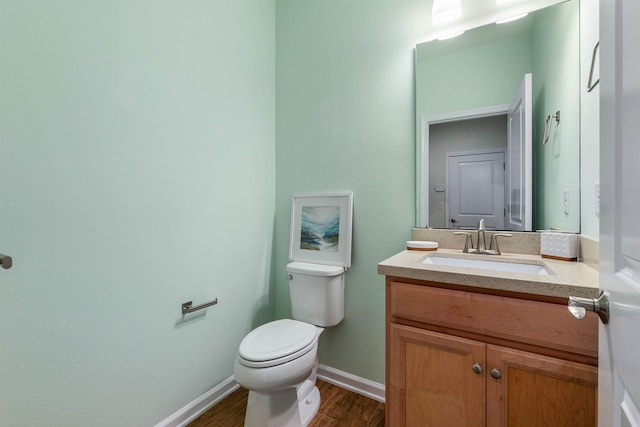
[416,0,580,232]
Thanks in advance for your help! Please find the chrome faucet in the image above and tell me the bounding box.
[454,219,512,255]
[477,219,487,253]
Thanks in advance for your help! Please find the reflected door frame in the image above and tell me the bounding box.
[418,103,510,228]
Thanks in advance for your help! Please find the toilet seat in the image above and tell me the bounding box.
[238,319,319,369]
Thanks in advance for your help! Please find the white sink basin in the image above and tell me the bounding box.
[422,256,551,276]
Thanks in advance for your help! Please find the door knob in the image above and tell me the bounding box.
[567,291,609,324]
[450,218,457,223]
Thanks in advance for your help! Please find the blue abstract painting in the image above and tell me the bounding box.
[300,206,340,252]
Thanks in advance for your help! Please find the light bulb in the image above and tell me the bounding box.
[432,0,462,25]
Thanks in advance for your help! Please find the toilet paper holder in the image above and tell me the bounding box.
[182,298,218,315]
[0,253,12,269]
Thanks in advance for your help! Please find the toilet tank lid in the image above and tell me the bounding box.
[286,262,346,276]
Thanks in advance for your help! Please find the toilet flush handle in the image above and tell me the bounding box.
[286,274,293,280]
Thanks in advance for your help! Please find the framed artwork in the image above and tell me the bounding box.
[289,192,353,267]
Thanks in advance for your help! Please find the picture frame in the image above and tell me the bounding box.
[289,192,353,267]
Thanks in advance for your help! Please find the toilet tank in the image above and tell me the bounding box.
[286,262,345,327]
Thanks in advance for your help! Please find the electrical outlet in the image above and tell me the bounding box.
[563,189,569,214]
[595,181,600,216]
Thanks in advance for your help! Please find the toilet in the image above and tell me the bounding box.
[233,261,346,427]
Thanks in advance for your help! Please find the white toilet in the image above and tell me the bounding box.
[233,261,346,427]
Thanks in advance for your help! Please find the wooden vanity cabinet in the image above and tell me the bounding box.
[386,278,598,427]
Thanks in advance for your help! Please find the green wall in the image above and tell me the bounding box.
[416,32,532,117]
[1,0,598,424]
[580,0,600,239]
[0,1,275,425]
[275,0,585,384]
[275,0,422,383]
[531,0,581,232]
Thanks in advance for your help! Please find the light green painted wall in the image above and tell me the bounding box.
[274,0,592,384]
[416,32,532,118]
[274,0,590,389]
[580,0,600,239]
[0,0,600,424]
[531,0,581,232]
[275,0,426,383]
[0,1,275,425]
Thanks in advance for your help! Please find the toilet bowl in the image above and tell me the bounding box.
[234,319,322,391]
[234,319,324,427]
[233,262,346,427]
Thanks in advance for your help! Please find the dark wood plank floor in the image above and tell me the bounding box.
[187,379,385,427]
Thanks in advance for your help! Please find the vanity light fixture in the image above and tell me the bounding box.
[432,0,462,25]
[496,12,528,24]
[438,30,465,41]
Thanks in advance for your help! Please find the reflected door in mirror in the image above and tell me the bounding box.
[448,150,505,230]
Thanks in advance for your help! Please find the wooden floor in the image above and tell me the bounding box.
[187,379,385,427]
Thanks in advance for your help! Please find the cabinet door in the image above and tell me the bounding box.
[389,323,485,427]
[486,345,597,427]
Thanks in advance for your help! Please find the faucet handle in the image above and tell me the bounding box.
[454,231,474,253]
[489,233,513,255]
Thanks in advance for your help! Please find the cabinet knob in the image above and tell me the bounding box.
[472,363,483,374]
[490,368,502,379]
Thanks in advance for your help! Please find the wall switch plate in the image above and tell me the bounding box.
[563,189,570,214]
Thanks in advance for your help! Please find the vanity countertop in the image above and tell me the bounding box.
[378,249,599,299]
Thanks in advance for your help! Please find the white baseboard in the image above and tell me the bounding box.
[154,376,240,427]
[317,364,385,403]
[155,365,385,426]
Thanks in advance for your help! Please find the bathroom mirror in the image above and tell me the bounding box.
[416,0,580,232]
